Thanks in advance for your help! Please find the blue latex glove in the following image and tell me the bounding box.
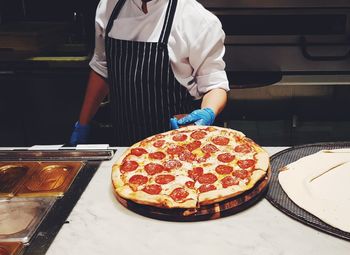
[69,121,90,146]
[170,117,180,129]
[170,108,216,129]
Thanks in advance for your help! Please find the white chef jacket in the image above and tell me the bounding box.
[89,0,229,99]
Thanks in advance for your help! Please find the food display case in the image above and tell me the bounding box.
[0,149,114,254]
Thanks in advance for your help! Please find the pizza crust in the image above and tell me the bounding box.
[255,150,269,171]
[115,185,197,208]
[111,141,142,189]
[278,150,350,232]
[112,141,142,167]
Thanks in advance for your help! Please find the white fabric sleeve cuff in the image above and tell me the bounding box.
[89,57,108,78]
[196,70,230,96]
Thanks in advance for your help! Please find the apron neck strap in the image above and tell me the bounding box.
[106,0,127,36]
[158,0,178,45]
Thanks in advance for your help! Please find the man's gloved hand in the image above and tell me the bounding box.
[69,122,90,146]
[170,108,216,129]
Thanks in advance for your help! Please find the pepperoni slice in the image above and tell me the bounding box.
[155,174,175,184]
[178,150,196,162]
[130,148,148,156]
[201,144,219,154]
[186,140,202,151]
[129,175,148,185]
[170,187,189,202]
[144,163,165,175]
[153,134,165,140]
[233,169,250,179]
[167,144,185,155]
[190,130,207,140]
[185,181,195,189]
[149,151,166,160]
[198,173,218,184]
[163,160,182,171]
[237,159,255,169]
[234,144,252,153]
[153,139,165,148]
[147,134,165,143]
[221,176,239,188]
[212,136,229,146]
[188,167,203,181]
[142,184,162,195]
[172,133,188,142]
[217,153,235,163]
[215,165,233,175]
[198,184,216,193]
[120,161,138,173]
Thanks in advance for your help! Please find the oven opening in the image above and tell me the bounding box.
[218,15,347,35]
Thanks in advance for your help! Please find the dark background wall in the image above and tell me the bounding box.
[0,0,99,48]
[0,0,101,146]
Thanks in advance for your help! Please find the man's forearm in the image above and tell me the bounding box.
[201,88,228,116]
[79,70,109,125]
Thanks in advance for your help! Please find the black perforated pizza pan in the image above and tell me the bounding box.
[266,142,350,241]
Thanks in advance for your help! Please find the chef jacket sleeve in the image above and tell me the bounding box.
[89,16,108,78]
[189,19,229,96]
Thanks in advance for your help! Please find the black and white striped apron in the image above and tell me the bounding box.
[105,0,193,146]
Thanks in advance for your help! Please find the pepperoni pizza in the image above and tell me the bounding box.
[112,126,269,209]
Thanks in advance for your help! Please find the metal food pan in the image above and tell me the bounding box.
[16,161,85,197]
[0,162,39,197]
[0,197,55,243]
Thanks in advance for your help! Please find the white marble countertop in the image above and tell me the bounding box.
[46,147,350,255]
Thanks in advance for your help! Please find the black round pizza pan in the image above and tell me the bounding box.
[266,141,350,241]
